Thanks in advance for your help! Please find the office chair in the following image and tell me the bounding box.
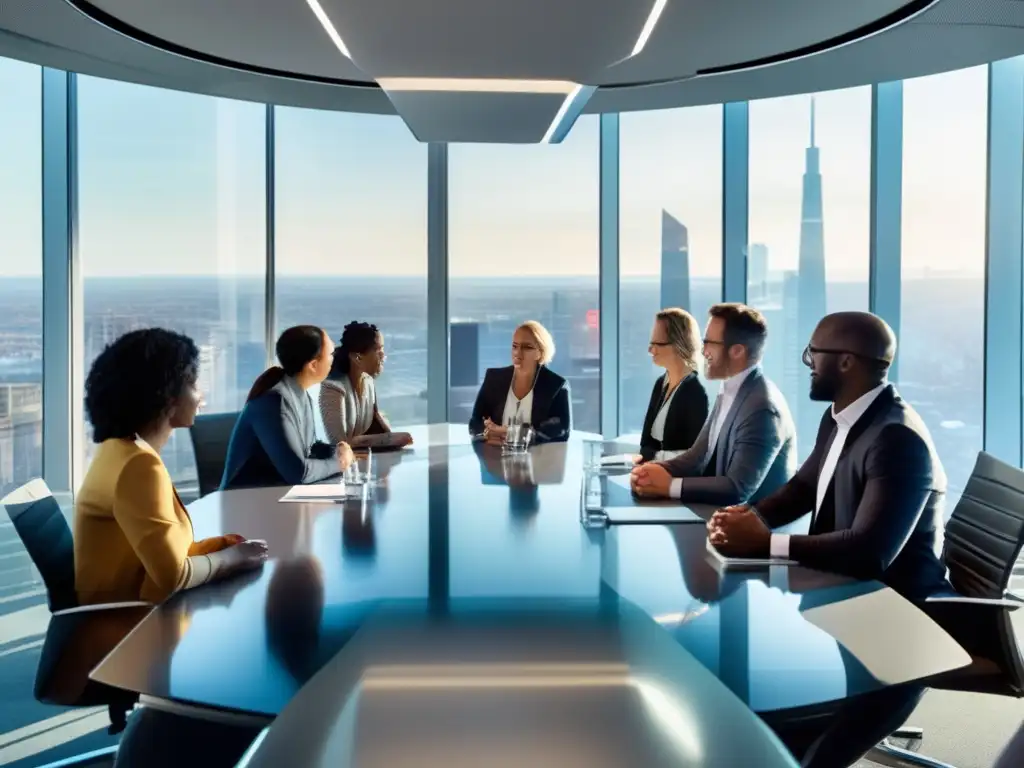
[2,479,152,767]
[188,411,240,498]
[873,451,1024,768]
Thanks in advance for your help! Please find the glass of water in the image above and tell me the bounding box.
[583,440,603,472]
[502,422,534,455]
[346,447,374,485]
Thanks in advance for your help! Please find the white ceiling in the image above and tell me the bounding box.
[0,0,1022,139]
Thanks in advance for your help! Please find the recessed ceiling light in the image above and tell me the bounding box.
[377,78,577,94]
[306,0,351,59]
[631,0,668,57]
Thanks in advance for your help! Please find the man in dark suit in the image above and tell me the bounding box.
[708,311,953,602]
[631,303,797,507]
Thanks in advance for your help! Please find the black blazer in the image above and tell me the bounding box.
[639,372,709,462]
[757,384,953,601]
[469,365,571,444]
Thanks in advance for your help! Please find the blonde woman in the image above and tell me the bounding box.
[469,320,571,444]
[637,308,709,463]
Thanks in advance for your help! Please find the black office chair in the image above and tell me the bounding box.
[189,411,240,498]
[2,479,151,767]
[873,451,1024,768]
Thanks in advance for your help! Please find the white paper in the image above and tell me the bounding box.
[705,538,797,568]
[600,453,636,467]
[801,588,972,684]
[604,507,703,525]
[279,483,347,503]
[608,474,636,491]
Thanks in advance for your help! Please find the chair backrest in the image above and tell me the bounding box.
[943,451,1024,598]
[189,411,240,498]
[1,478,77,612]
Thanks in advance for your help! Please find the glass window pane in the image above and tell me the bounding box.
[618,106,723,437]
[0,59,42,500]
[901,66,987,512]
[448,117,601,434]
[78,77,266,493]
[748,87,872,459]
[274,110,428,429]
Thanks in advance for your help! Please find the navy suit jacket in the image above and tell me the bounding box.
[757,384,953,601]
[469,365,571,444]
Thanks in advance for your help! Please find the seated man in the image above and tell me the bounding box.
[631,302,797,507]
[708,311,953,602]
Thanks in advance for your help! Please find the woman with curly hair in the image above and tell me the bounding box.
[221,325,355,489]
[74,328,267,605]
[319,321,413,448]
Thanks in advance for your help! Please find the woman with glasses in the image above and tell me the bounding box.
[320,321,413,448]
[469,320,571,445]
[636,308,709,463]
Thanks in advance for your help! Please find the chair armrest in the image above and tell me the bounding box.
[925,595,1022,610]
[53,601,151,616]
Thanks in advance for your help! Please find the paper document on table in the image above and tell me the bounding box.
[801,588,972,684]
[608,474,635,491]
[600,453,636,467]
[604,507,704,525]
[279,483,347,503]
[705,539,796,568]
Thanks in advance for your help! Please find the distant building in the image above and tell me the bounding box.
[796,98,828,449]
[748,243,769,302]
[0,382,43,496]
[660,211,691,311]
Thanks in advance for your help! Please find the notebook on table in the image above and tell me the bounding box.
[279,483,348,503]
[704,538,796,568]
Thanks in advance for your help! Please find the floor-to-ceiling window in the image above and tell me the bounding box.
[618,106,723,437]
[78,77,266,492]
[748,87,872,459]
[275,109,429,430]
[901,66,988,512]
[448,116,601,434]
[0,59,42,501]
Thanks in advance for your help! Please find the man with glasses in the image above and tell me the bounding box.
[708,310,952,602]
[631,302,797,507]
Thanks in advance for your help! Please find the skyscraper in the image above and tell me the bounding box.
[748,243,769,303]
[660,210,691,311]
[796,98,828,451]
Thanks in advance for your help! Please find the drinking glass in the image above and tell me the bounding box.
[583,440,603,472]
[502,423,534,455]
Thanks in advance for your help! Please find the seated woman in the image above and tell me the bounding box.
[637,308,709,463]
[74,328,268,606]
[470,320,571,445]
[319,321,413,449]
[222,325,354,490]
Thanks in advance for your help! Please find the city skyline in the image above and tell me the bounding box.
[0,62,992,280]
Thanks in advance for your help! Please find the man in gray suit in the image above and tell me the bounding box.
[708,311,952,601]
[631,303,797,506]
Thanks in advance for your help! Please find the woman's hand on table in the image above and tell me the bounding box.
[482,418,508,445]
[223,539,269,573]
[337,441,355,470]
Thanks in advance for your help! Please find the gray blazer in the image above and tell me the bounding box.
[221,375,340,490]
[661,368,797,506]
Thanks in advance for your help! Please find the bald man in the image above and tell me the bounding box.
[708,311,953,601]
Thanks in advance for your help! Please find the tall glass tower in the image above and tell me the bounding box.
[797,98,828,447]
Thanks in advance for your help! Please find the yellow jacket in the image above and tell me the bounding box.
[74,438,233,605]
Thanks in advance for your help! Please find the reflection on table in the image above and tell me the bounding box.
[90,425,969,727]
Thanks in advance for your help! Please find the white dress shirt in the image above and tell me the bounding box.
[502,383,535,427]
[650,379,683,462]
[669,364,759,499]
[769,382,887,558]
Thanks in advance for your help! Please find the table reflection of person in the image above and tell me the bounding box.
[266,556,326,685]
[342,504,377,558]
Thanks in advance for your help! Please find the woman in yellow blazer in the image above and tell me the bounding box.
[75,328,267,605]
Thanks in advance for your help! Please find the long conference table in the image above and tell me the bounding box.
[88,424,971,764]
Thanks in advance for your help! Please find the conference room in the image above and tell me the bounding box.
[2,0,1024,766]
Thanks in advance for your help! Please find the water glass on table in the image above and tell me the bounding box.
[346,446,374,485]
[502,422,534,455]
[583,440,603,472]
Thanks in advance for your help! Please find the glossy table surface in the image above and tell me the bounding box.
[91,424,970,721]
